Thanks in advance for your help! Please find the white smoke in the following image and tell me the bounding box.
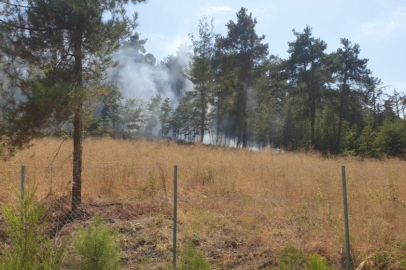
[111,41,194,106]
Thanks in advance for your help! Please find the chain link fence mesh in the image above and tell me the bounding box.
[0,165,175,269]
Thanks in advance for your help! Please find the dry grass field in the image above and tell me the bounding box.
[1,138,406,269]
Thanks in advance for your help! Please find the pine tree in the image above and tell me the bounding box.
[187,17,215,143]
[216,7,268,148]
[160,98,172,137]
[363,76,384,128]
[287,26,329,148]
[144,94,162,136]
[101,85,123,134]
[121,98,145,135]
[0,0,146,210]
[331,39,370,154]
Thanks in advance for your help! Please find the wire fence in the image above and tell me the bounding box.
[1,165,354,269]
[0,164,177,269]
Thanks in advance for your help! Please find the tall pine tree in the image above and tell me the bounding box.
[287,26,329,148]
[187,17,215,143]
[216,7,268,148]
[331,39,370,153]
[0,0,146,210]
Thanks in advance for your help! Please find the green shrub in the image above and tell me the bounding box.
[0,191,65,270]
[358,125,377,158]
[304,253,333,270]
[178,242,210,270]
[71,215,121,270]
[374,120,406,159]
[371,248,388,269]
[279,242,304,270]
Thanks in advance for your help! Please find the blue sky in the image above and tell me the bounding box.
[126,0,406,94]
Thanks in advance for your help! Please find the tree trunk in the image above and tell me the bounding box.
[241,82,248,149]
[216,98,220,145]
[242,117,248,148]
[373,90,377,129]
[200,114,205,143]
[336,82,346,154]
[310,99,316,147]
[200,85,205,143]
[337,109,343,154]
[72,24,83,212]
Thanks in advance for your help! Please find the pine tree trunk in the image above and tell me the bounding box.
[242,117,248,148]
[216,95,221,145]
[200,114,205,143]
[72,110,83,211]
[240,82,249,149]
[336,81,347,154]
[72,24,83,212]
[200,86,205,143]
[373,91,377,129]
[310,101,316,147]
[337,110,343,154]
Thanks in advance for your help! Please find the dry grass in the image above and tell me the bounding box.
[1,138,406,269]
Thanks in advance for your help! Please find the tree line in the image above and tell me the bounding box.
[0,2,405,209]
[96,8,406,159]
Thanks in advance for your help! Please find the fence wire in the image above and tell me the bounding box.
[0,167,174,269]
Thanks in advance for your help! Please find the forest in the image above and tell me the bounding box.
[1,2,406,160]
[1,2,406,269]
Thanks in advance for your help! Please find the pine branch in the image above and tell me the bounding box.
[0,18,72,31]
[0,0,33,9]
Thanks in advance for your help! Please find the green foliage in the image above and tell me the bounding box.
[171,92,200,138]
[215,7,269,148]
[0,0,147,210]
[358,125,377,157]
[101,85,123,133]
[331,38,370,154]
[121,98,146,135]
[304,254,333,270]
[86,117,102,135]
[374,120,406,159]
[0,0,145,153]
[371,248,388,269]
[160,98,173,137]
[178,242,211,270]
[254,99,275,147]
[0,191,65,270]
[343,124,358,156]
[145,94,163,136]
[186,17,216,142]
[71,215,121,270]
[282,103,311,150]
[279,242,305,270]
[1,1,405,158]
[287,25,329,146]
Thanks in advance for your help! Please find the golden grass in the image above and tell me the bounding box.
[1,138,406,267]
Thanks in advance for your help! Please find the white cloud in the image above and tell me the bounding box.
[250,5,277,23]
[198,4,235,27]
[203,5,233,15]
[360,8,406,41]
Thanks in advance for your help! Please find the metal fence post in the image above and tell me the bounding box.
[173,165,178,269]
[342,166,351,270]
[21,166,25,225]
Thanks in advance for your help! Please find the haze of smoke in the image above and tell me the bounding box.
[106,42,195,137]
[111,42,194,107]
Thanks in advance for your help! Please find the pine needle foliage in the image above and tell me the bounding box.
[71,215,121,270]
[0,191,65,270]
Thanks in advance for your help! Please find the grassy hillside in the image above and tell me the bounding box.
[1,138,406,269]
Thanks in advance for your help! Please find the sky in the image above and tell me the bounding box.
[126,0,406,94]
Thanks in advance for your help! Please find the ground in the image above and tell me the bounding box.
[1,138,406,269]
